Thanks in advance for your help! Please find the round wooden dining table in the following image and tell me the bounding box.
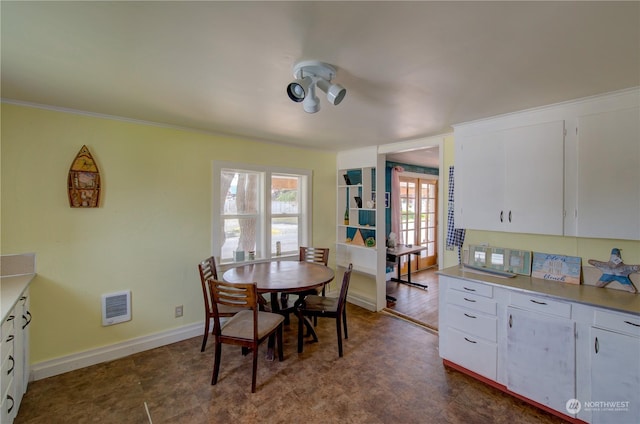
[222,260,335,295]
[222,261,334,360]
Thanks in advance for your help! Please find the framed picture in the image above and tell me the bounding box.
[384,192,390,208]
[343,174,352,185]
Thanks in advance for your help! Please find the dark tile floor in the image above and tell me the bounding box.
[15,304,568,424]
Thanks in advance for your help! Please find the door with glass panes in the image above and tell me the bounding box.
[399,176,437,274]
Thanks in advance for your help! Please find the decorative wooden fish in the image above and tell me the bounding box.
[68,145,101,208]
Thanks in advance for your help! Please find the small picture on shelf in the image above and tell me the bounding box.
[343,174,352,185]
[354,196,362,208]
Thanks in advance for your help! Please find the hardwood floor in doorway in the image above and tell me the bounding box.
[384,268,439,331]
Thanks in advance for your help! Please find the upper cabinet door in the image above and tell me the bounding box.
[455,132,505,232]
[576,107,640,240]
[455,120,565,235]
[503,120,565,235]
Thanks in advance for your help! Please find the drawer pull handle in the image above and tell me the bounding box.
[509,314,513,328]
[500,211,504,222]
[5,335,14,343]
[464,313,477,319]
[7,315,15,322]
[22,311,32,329]
[463,297,476,303]
[508,210,512,223]
[594,337,599,354]
[463,286,476,292]
[464,337,477,344]
[529,299,547,305]
[7,394,14,414]
[7,355,14,375]
[624,320,640,328]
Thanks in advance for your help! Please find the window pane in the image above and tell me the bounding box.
[272,175,299,214]
[221,170,260,214]
[271,217,298,256]
[221,217,259,262]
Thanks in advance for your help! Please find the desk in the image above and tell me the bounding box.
[387,245,429,293]
[222,261,335,358]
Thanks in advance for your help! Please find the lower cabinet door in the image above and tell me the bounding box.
[506,307,575,415]
[590,327,640,424]
[444,327,497,380]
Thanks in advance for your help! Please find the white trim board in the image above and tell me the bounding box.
[30,322,204,381]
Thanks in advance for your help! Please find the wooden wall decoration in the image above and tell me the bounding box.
[68,145,101,208]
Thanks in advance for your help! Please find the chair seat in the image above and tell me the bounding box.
[221,310,284,339]
[301,295,339,314]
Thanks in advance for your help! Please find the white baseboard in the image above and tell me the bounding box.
[30,322,204,381]
[346,293,376,312]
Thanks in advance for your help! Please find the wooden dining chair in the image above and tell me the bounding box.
[296,263,353,357]
[198,257,244,352]
[299,246,330,295]
[209,279,284,393]
[278,246,331,325]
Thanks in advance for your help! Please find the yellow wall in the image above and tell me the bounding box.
[1,103,336,363]
[441,134,460,269]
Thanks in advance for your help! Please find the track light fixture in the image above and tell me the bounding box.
[286,61,346,113]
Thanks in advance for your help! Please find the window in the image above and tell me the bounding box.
[212,161,311,264]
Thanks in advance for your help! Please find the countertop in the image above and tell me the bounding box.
[1,273,35,323]
[438,265,640,316]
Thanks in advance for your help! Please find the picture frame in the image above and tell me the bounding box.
[343,174,352,185]
[354,196,362,208]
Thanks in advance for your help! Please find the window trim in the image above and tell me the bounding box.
[212,161,312,265]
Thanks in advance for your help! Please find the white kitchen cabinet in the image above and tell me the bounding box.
[589,311,640,424]
[439,276,498,380]
[506,304,575,415]
[455,120,565,235]
[1,315,16,423]
[1,292,30,424]
[576,106,640,240]
[439,266,640,423]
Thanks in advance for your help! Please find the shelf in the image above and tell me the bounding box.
[339,224,376,230]
[337,242,376,250]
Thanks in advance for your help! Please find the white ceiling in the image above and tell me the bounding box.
[2,1,639,157]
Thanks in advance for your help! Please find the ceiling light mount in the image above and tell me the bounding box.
[287,60,346,113]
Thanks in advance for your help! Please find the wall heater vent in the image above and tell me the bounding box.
[102,290,131,326]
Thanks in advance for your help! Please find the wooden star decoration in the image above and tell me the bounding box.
[588,248,640,294]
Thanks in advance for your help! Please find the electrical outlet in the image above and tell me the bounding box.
[175,305,183,318]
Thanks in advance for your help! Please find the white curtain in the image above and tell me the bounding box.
[391,166,404,245]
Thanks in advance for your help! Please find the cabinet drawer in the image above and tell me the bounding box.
[593,310,640,338]
[1,333,13,366]
[447,290,497,316]
[1,315,15,339]
[448,278,493,298]
[447,305,497,342]
[510,292,571,318]
[444,327,497,380]
[2,374,15,423]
